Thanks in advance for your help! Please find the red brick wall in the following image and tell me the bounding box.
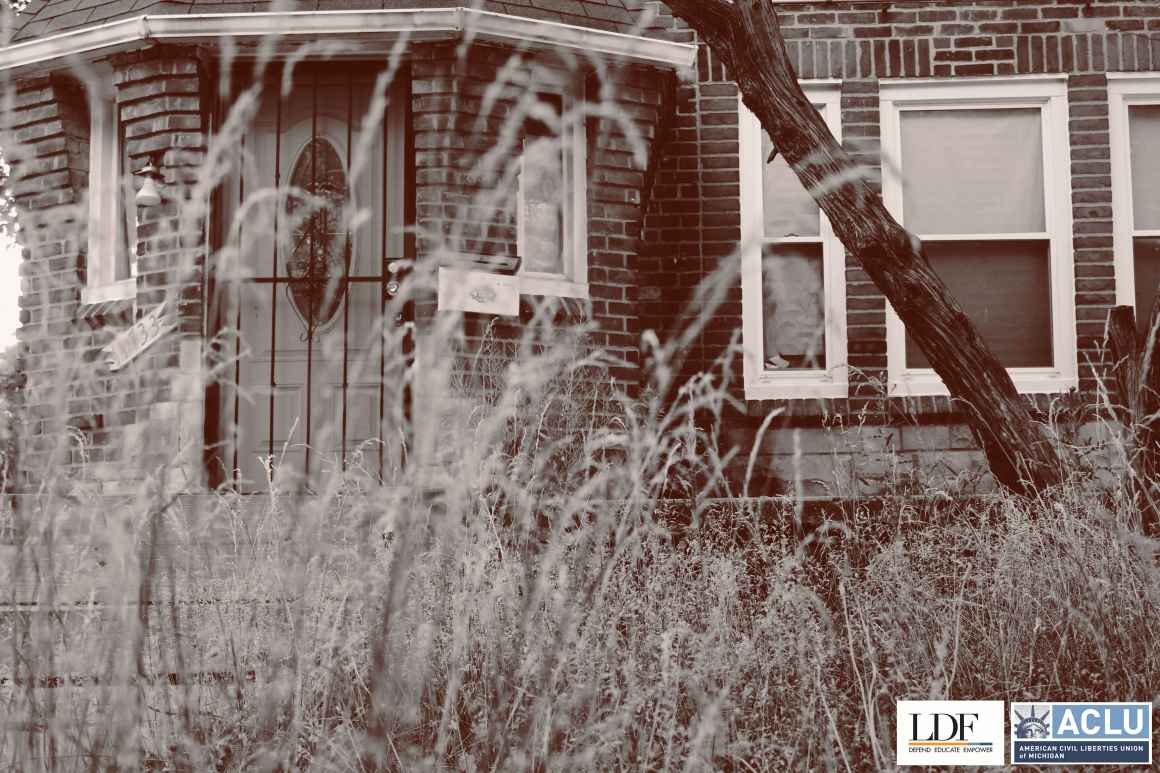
[15,0,1147,494]
[411,40,667,385]
[6,74,90,488]
[6,47,209,496]
[10,33,668,493]
[639,13,745,385]
[112,46,209,491]
[113,47,208,337]
[641,0,1155,446]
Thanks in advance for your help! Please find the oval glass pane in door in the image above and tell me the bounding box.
[286,137,349,331]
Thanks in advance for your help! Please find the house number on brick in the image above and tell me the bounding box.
[102,300,179,372]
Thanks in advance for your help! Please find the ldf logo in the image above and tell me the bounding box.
[897,700,1005,766]
[910,711,979,742]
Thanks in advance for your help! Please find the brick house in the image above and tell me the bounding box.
[2,0,1158,499]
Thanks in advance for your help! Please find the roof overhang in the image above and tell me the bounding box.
[0,7,697,75]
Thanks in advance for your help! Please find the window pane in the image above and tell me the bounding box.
[905,240,1052,369]
[1135,237,1160,338]
[521,137,565,274]
[762,131,820,239]
[1129,105,1160,231]
[763,242,826,370]
[286,137,350,329]
[901,108,1045,235]
[118,118,135,280]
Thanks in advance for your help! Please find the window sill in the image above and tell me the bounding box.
[517,274,588,299]
[745,376,849,401]
[889,369,1077,398]
[81,278,136,306]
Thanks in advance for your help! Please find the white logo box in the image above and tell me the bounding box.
[1011,702,1152,766]
[897,700,1005,767]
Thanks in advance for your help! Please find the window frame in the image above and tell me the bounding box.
[83,71,136,306]
[879,75,1077,397]
[1108,73,1160,317]
[515,73,588,299]
[739,80,848,400]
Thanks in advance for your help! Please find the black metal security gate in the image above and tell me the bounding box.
[206,62,414,491]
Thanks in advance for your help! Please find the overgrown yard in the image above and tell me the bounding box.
[2,347,1158,770]
[4,7,1159,767]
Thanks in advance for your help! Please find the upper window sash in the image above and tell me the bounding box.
[879,76,1076,397]
[84,75,136,306]
[1108,73,1160,318]
[516,74,588,299]
[739,81,848,400]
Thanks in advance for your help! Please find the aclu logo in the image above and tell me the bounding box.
[897,700,1005,766]
[1011,702,1152,765]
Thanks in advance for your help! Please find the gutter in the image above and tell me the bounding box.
[0,8,698,74]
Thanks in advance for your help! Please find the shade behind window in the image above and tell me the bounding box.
[1129,105,1160,231]
[761,120,824,239]
[900,108,1045,235]
[1135,237,1160,338]
[905,240,1053,369]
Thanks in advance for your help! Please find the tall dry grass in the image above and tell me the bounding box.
[2,307,1159,770]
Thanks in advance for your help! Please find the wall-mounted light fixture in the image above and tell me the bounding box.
[134,152,164,208]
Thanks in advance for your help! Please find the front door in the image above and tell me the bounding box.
[215,64,410,491]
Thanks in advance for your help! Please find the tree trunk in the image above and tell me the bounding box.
[1104,301,1160,532]
[666,0,1071,496]
[1106,306,1141,426]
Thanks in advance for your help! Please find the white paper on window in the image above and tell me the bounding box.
[521,137,565,274]
[901,108,1045,235]
[1129,105,1160,231]
[761,131,821,239]
[762,243,826,370]
[905,240,1053,369]
[119,126,137,279]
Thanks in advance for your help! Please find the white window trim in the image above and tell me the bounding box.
[83,73,136,306]
[739,81,848,400]
[516,74,588,299]
[879,75,1077,397]
[1108,73,1160,313]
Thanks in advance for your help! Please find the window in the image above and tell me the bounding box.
[83,73,136,305]
[516,76,587,298]
[880,76,1076,396]
[1109,74,1160,338]
[739,82,847,399]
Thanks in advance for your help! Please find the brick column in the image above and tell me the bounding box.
[112,46,209,494]
[589,64,666,384]
[840,79,887,423]
[1068,73,1116,396]
[5,74,90,493]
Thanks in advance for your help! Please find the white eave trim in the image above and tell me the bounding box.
[1106,72,1160,81]
[0,8,697,73]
